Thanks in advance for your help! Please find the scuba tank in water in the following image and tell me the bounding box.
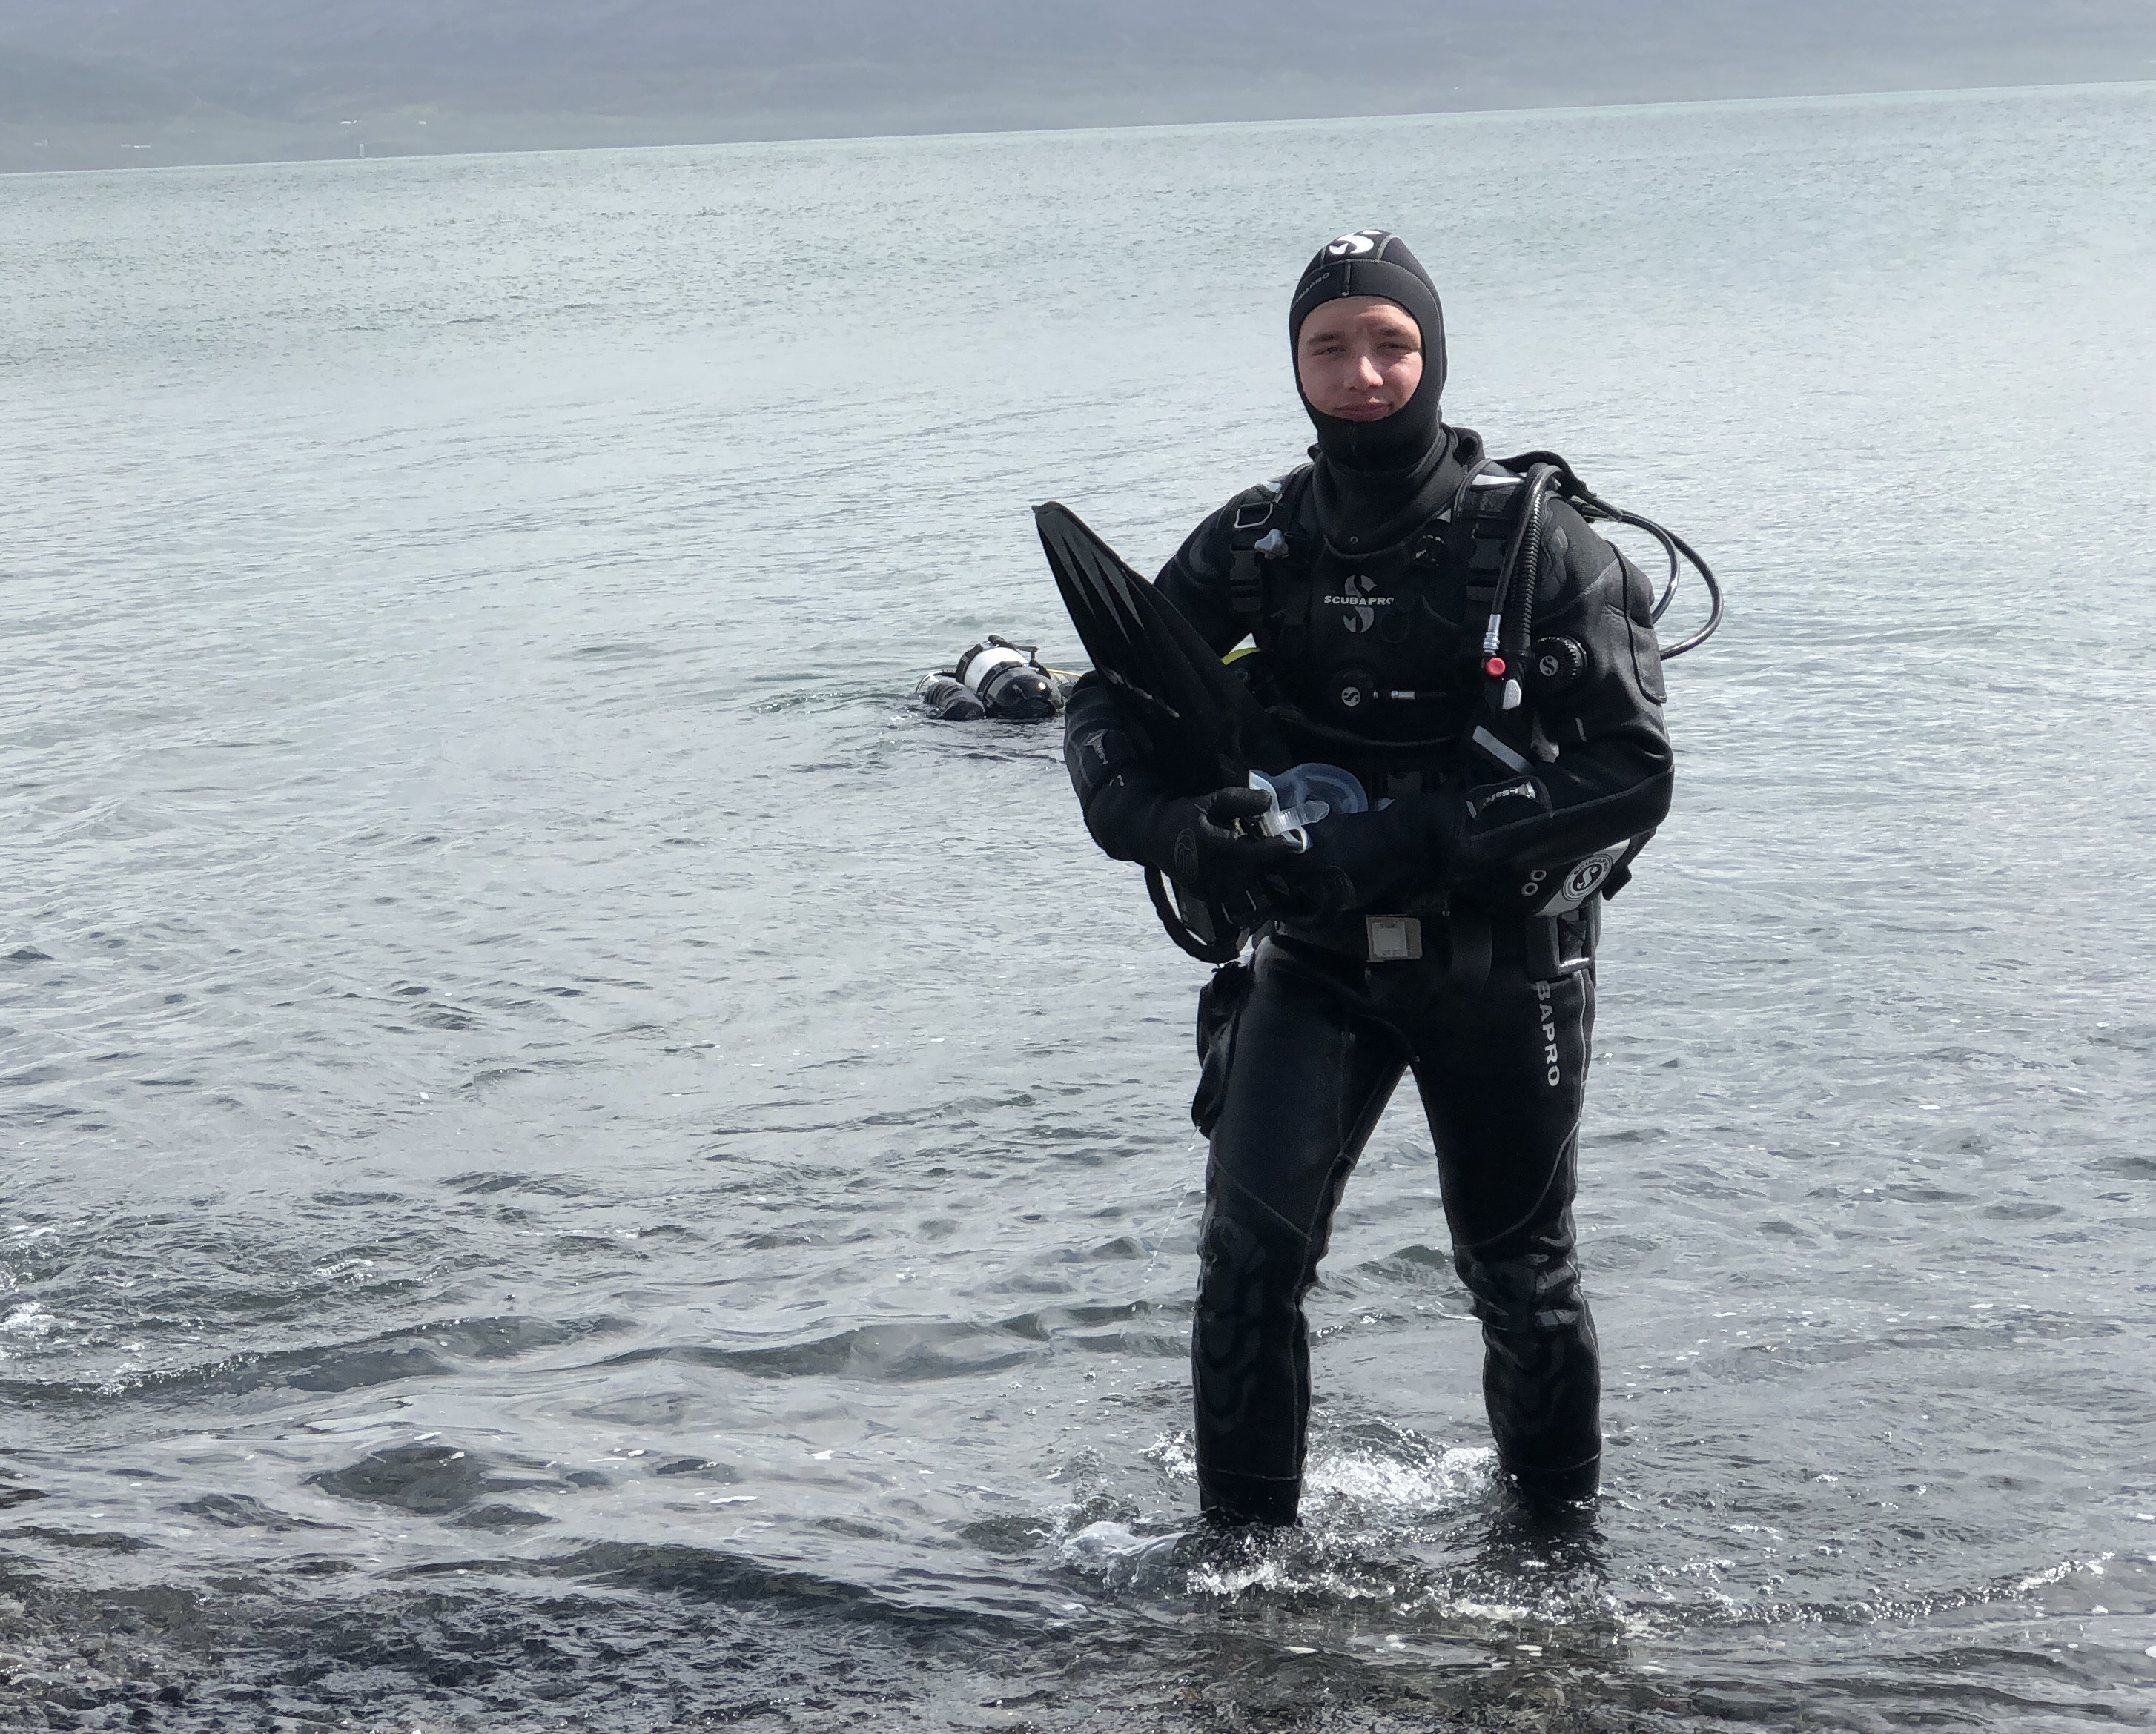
[955,636,1061,719]
[918,636,1068,721]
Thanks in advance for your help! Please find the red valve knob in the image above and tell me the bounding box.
[1483,655,1507,680]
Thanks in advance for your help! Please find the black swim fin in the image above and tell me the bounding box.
[1034,502,1292,796]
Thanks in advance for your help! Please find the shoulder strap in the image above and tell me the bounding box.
[1227,465,1313,618]
[1460,460,1523,608]
[1452,458,1564,778]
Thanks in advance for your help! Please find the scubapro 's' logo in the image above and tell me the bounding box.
[1326,230,1383,258]
[1563,857,1610,900]
[1324,571,1392,633]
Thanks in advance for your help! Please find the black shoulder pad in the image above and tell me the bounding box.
[1492,449,1584,496]
[1226,463,1312,521]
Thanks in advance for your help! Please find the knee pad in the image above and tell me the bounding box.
[1454,1247,1586,1335]
[1191,1202,1308,1436]
[1194,1203,1308,1327]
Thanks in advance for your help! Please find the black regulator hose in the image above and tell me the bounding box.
[1499,449,1723,659]
[1509,463,1558,662]
[1578,499,1722,658]
[1479,462,1558,688]
[1644,519,1722,657]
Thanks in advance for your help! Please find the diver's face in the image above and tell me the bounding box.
[1294,297,1424,422]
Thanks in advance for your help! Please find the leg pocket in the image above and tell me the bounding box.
[1190,958,1254,1136]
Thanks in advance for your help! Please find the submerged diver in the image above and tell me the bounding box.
[916,635,1074,720]
[1058,231,1678,1522]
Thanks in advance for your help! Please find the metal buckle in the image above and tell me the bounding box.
[1364,915,1423,963]
[1524,910,1595,981]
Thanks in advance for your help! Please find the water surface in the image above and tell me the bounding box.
[4,82,2155,1730]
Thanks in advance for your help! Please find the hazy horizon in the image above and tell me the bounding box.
[5,0,2155,172]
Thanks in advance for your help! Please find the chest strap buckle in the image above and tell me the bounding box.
[1230,525,1289,617]
[1365,914,1423,963]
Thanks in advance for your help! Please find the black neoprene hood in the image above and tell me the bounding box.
[1290,230,1448,474]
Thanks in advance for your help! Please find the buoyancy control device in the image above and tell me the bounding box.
[1058,453,1719,964]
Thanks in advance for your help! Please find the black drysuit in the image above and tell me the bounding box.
[1062,428,1673,1521]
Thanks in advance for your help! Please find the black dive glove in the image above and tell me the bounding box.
[1084,778,1300,904]
[1266,793,1467,921]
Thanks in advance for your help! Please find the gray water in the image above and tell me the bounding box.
[4,82,2155,1731]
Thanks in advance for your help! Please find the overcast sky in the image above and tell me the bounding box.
[5,1,2154,150]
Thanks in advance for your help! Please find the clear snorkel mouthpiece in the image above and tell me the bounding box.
[1246,763,1369,853]
[1248,771,1328,851]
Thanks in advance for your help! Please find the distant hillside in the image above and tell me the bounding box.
[4,0,2153,169]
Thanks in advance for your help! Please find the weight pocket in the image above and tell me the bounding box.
[1190,958,1254,1136]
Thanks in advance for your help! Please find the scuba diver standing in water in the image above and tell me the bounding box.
[1051,231,1702,1523]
